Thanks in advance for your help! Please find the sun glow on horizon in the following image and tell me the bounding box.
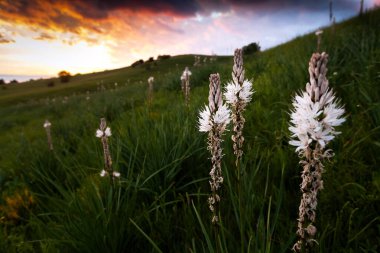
[0,33,119,76]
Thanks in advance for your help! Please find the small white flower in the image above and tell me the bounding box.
[315,29,323,36]
[198,106,212,132]
[224,82,240,104]
[148,76,154,83]
[100,169,107,177]
[289,134,312,153]
[224,80,253,104]
[43,120,51,128]
[323,102,345,127]
[214,104,231,126]
[96,129,103,138]
[113,171,120,178]
[240,80,253,102]
[104,127,111,137]
[96,127,112,138]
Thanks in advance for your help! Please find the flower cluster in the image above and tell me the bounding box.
[96,118,120,181]
[100,169,120,178]
[96,127,111,138]
[224,48,254,166]
[198,73,230,224]
[290,52,345,252]
[315,29,323,52]
[180,67,192,106]
[147,76,154,103]
[43,120,51,129]
[43,119,53,150]
[289,53,345,154]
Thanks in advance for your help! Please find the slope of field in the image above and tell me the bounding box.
[0,8,379,253]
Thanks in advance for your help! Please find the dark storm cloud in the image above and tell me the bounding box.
[75,0,200,17]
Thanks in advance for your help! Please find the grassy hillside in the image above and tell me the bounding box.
[0,8,379,253]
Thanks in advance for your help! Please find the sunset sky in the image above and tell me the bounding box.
[0,0,379,81]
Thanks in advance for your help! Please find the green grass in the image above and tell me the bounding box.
[1,8,379,253]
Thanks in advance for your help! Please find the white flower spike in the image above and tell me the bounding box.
[291,52,345,253]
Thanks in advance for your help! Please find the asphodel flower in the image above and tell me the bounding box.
[224,48,254,167]
[198,73,230,224]
[96,118,120,181]
[290,52,345,252]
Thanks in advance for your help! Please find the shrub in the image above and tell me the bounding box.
[242,42,261,55]
[131,59,144,67]
[58,71,71,83]
[157,55,171,60]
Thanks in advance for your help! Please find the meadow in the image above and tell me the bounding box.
[0,8,379,253]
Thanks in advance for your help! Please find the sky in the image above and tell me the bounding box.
[0,0,379,81]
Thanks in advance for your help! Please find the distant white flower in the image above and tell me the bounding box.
[148,76,154,83]
[43,120,51,128]
[315,29,323,36]
[181,67,192,80]
[224,80,253,104]
[96,127,111,138]
[198,106,212,132]
[113,171,120,178]
[100,169,107,177]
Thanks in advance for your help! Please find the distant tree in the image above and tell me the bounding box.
[0,79,5,85]
[131,59,144,67]
[9,79,18,84]
[58,70,71,83]
[157,55,171,60]
[148,57,154,62]
[242,42,261,55]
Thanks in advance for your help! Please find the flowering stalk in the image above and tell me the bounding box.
[43,120,53,151]
[180,67,192,106]
[315,30,323,52]
[199,73,230,224]
[289,52,345,252]
[194,55,201,66]
[96,118,120,183]
[224,48,253,168]
[147,76,154,104]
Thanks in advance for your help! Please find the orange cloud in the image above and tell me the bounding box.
[33,32,56,41]
[0,32,15,43]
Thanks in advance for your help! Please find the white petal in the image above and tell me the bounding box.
[100,170,107,177]
[96,129,103,138]
[214,104,230,125]
[113,171,120,177]
[239,80,253,102]
[198,106,212,132]
[105,127,112,137]
[224,82,240,104]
